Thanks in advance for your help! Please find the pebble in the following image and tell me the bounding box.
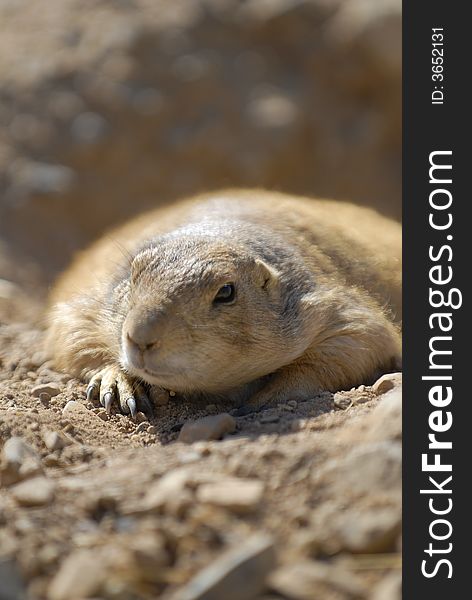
[173,534,275,600]
[43,430,69,451]
[178,413,236,444]
[147,425,157,435]
[142,468,192,512]
[11,476,55,507]
[315,442,402,499]
[149,387,170,405]
[269,561,367,600]
[196,478,264,514]
[62,400,104,428]
[136,422,149,434]
[62,400,87,415]
[179,450,203,464]
[135,411,148,423]
[32,383,61,398]
[333,509,401,554]
[39,392,51,406]
[372,372,402,395]
[333,393,352,410]
[48,549,105,600]
[361,389,402,442]
[42,454,61,467]
[97,410,108,421]
[0,437,43,486]
[371,572,402,600]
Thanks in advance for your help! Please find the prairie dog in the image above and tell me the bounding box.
[46,189,401,417]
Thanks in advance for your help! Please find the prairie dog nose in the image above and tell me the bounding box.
[124,309,164,351]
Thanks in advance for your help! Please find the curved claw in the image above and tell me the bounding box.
[142,397,154,416]
[86,384,98,402]
[103,392,114,413]
[127,397,137,418]
[86,367,145,419]
[137,391,154,416]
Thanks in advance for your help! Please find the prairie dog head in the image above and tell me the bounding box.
[119,232,306,393]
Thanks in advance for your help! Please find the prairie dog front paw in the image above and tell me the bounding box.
[86,366,152,418]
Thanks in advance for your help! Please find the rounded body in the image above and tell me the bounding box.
[46,189,401,410]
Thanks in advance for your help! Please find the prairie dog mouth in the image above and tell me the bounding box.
[134,365,184,388]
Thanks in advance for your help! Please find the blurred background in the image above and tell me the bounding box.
[0,0,401,296]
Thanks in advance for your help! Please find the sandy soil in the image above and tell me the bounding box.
[0,2,402,598]
[0,290,401,600]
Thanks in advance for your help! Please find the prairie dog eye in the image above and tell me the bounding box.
[213,283,235,304]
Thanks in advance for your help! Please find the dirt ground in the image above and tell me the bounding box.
[0,287,402,600]
[0,1,402,598]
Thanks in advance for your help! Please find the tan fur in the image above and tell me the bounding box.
[46,189,401,411]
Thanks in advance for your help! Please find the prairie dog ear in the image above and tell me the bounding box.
[254,259,280,289]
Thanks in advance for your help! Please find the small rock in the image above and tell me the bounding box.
[136,422,149,433]
[123,532,170,576]
[148,387,170,405]
[11,476,55,507]
[173,534,275,600]
[97,410,108,421]
[142,468,192,512]
[48,549,105,600]
[179,450,203,464]
[333,393,352,410]
[43,431,69,451]
[333,509,401,554]
[32,383,61,398]
[147,426,157,435]
[62,401,104,429]
[269,561,367,600]
[362,389,402,442]
[371,572,402,600]
[1,437,42,486]
[62,400,87,415]
[39,392,51,406]
[196,478,264,514]
[42,454,61,467]
[178,413,236,444]
[372,372,402,395]
[135,411,148,423]
[314,442,401,501]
